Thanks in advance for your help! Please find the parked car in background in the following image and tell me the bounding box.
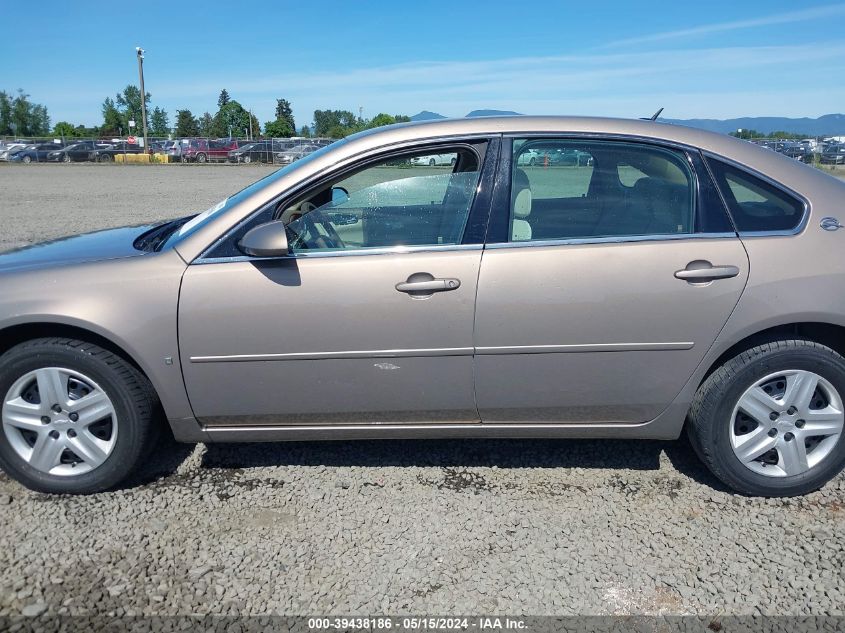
[778,142,813,163]
[275,144,322,164]
[409,153,457,167]
[0,143,28,161]
[47,141,111,163]
[7,143,64,163]
[820,143,845,165]
[228,141,279,163]
[182,139,241,163]
[89,142,146,162]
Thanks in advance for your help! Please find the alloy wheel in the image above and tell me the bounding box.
[730,370,844,477]
[2,367,118,476]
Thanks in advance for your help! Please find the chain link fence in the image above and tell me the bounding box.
[0,135,337,165]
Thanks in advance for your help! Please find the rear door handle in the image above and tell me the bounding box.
[396,273,461,297]
[675,261,740,282]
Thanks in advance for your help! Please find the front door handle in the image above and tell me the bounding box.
[675,260,740,283]
[396,273,461,297]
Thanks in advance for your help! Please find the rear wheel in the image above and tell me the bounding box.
[0,338,159,494]
[688,340,845,496]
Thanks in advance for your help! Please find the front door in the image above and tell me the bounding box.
[179,141,492,426]
[474,137,750,423]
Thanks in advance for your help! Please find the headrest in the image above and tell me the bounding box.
[513,169,532,219]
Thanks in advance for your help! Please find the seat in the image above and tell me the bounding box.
[511,168,533,241]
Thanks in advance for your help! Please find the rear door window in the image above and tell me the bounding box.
[509,139,694,242]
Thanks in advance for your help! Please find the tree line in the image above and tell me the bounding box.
[1,86,412,140]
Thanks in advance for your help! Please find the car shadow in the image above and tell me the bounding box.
[200,437,666,470]
[128,425,730,492]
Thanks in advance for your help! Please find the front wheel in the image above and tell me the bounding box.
[22,155,32,164]
[196,153,207,163]
[62,153,71,163]
[98,154,113,163]
[688,339,845,496]
[0,338,160,494]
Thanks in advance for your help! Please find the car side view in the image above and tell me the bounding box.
[1,116,845,496]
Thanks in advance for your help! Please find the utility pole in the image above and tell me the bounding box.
[136,47,149,150]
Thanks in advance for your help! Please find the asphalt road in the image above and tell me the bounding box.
[0,164,843,619]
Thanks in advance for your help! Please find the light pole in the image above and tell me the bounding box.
[135,47,149,150]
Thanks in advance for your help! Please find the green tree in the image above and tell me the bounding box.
[101,97,123,135]
[174,109,199,137]
[0,91,11,135]
[211,100,251,137]
[149,107,170,136]
[264,119,294,138]
[274,98,295,133]
[298,125,311,138]
[7,90,50,136]
[198,112,214,136]
[52,121,79,138]
[366,113,410,129]
[217,89,230,109]
[313,109,359,137]
[115,85,151,135]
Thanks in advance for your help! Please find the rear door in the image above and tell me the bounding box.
[474,137,749,423]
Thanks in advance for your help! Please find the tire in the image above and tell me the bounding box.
[98,154,113,163]
[22,155,32,164]
[0,338,160,494]
[243,155,252,164]
[62,154,71,163]
[196,153,207,164]
[429,158,436,166]
[688,339,845,496]
[529,157,536,166]
[450,157,457,167]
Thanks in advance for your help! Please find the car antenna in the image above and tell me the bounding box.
[641,107,664,121]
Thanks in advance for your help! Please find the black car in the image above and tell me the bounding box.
[819,144,845,165]
[8,143,64,163]
[228,141,282,163]
[47,140,112,163]
[776,142,813,163]
[89,142,146,162]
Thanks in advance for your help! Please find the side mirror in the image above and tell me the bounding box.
[237,220,289,258]
[331,186,349,205]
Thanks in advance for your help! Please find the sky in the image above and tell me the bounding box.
[1,1,844,129]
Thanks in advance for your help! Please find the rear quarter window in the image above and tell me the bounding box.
[706,158,805,233]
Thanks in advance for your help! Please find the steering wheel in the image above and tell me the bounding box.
[302,212,346,250]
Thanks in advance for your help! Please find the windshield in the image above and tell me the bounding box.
[160,140,345,250]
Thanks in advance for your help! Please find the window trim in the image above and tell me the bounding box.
[194,137,497,263]
[702,152,810,238]
[486,134,737,248]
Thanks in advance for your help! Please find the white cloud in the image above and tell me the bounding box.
[603,4,845,48]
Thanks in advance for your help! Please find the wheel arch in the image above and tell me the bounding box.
[700,322,845,387]
[0,321,154,392]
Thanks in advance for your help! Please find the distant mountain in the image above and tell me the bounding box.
[410,110,447,121]
[409,110,845,136]
[665,114,845,136]
[465,109,521,117]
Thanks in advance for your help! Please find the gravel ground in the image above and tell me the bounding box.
[0,164,844,618]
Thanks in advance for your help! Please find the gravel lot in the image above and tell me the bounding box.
[0,164,844,618]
